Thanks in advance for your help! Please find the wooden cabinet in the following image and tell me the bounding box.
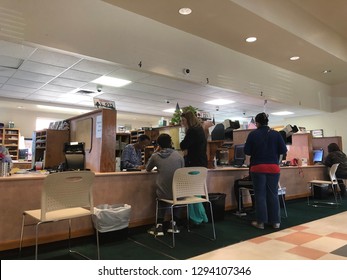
[32,129,69,169]
[68,109,117,172]
[1,128,20,160]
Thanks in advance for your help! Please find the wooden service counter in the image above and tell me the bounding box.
[0,165,327,251]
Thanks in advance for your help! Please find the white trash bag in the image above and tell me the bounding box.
[92,204,131,233]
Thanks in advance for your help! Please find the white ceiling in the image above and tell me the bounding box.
[0,0,346,124]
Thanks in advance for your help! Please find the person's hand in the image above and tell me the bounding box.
[154,146,161,153]
[138,165,146,170]
[182,150,188,156]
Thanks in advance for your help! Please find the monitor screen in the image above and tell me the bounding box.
[234,144,245,165]
[313,149,324,163]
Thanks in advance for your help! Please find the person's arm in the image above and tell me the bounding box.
[324,154,333,167]
[146,148,159,172]
[180,128,195,150]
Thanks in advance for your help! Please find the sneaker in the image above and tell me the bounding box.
[251,221,264,229]
[272,223,280,229]
[147,223,164,236]
[233,211,247,217]
[167,221,180,234]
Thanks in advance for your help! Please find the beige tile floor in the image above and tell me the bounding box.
[190,211,347,260]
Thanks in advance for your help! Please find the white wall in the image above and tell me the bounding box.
[0,108,159,138]
[273,109,347,151]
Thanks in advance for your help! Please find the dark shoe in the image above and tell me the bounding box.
[167,220,180,233]
[251,221,264,229]
[147,223,164,236]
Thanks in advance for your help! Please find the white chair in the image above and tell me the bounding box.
[307,163,342,207]
[19,171,100,259]
[155,167,216,248]
[278,182,288,218]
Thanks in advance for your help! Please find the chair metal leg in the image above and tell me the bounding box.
[34,222,42,260]
[19,213,26,256]
[278,187,287,218]
[154,202,216,248]
[280,193,288,218]
[308,183,341,208]
[96,230,100,260]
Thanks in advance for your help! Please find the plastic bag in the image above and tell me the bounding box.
[92,203,131,233]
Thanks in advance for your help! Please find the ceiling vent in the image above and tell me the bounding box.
[75,89,95,95]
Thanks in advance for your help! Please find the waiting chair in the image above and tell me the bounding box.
[307,163,342,207]
[278,182,288,218]
[155,167,216,248]
[19,171,99,259]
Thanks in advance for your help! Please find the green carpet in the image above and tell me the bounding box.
[1,197,346,260]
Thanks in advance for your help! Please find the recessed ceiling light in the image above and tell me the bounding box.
[246,37,257,43]
[290,56,300,61]
[322,69,332,74]
[92,76,131,87]
[271,111,294,116]
[205,99,235,105]
[179,7,192,15]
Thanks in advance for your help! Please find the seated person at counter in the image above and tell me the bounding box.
[324,143,347,197]
[0,145,13,169]
[120,134,151,170]
[146,133,185,236]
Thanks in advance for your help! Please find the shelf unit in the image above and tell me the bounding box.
[1,128,20,160]
[115,133,130,158]
[32,129,70,169]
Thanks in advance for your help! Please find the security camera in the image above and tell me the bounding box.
[96,85,102,92]
[165,100,170,104]
[216,106,219,111]
[183,68,190,75]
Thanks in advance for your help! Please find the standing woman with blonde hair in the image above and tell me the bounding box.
[180,111,208,167]
[180,111,208,225]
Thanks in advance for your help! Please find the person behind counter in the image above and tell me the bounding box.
[244,112,287,230]
[324,143,347,197]
[0,145,13,174]
[146,133,185,236]
[120,134,151,170]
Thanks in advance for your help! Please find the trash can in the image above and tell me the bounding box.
[204,193,226,222]
[313,184,330,199]
[92,204,131,241]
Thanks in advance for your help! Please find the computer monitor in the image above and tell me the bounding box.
[64,142,85,170]
[18,148,28,160]
[233,144,245,166]
[312,149,324,163]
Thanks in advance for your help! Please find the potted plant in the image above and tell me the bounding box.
[171,105,198,125]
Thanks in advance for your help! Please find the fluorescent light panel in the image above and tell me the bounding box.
[205,99,235,105]
[163,108,176,113]
[271,111,294,116]
[92,76,131,87]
